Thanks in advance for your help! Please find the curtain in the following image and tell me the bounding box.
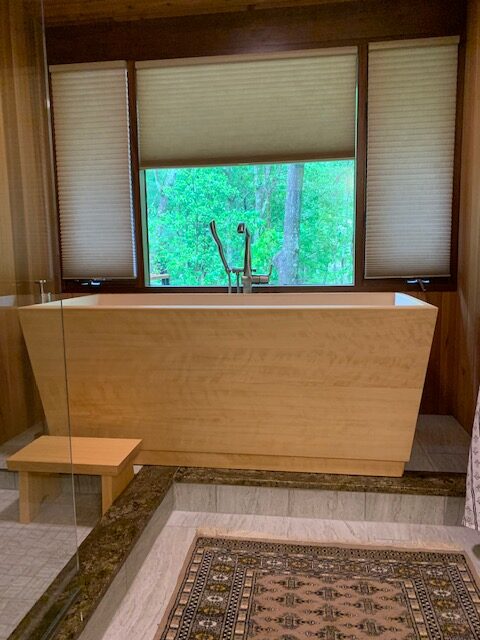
[463,387,480,529]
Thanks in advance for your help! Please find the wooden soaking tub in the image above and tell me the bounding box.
[19,292,437,477]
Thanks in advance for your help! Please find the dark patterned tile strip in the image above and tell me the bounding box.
[8,466,176,640]
[174,467,467,497]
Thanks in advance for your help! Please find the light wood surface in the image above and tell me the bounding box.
[18,471,61,525]
[8,436,141,522]
[137,451,405,476]
[43,0,358,26]
[7,436,142,476]
[102,465,134,514]
[20,294,437,476]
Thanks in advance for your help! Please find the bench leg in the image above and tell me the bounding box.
[18,471,62,524]
[101,465,134,514]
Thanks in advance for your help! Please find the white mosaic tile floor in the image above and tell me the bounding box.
[0,489,98,639]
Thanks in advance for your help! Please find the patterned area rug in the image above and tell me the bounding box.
[155,536,480,640]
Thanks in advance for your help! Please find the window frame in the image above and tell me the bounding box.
[59,40,465,295]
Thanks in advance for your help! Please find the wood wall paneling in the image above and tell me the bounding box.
[45,0,467,64]
[43,0,359,26]
[417,0,480,431]
[452,0,480,431]
[417,292,457,415]
[0,0,59,444]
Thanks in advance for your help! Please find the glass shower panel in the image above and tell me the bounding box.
[0,1,79,638]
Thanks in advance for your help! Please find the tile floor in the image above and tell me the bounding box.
[406,414,471,472]
[97,510,480,640]
[0,425,43,471]
[0,489,98,639]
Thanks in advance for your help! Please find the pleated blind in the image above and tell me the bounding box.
[365,38,459,278]
[50,62,136,279]
[136,49,357,167]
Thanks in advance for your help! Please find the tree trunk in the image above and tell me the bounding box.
[274,163,304,285]
[254,165,276,232]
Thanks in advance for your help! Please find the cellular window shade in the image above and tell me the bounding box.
[365,38,459,278]
[50,63,136,279]
[136,49,357,167]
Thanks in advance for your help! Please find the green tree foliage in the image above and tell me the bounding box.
[145,160,355,286]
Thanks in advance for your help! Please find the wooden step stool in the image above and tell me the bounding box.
[7,436,142,523]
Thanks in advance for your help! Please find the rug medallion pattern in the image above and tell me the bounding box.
[155,536,480,640]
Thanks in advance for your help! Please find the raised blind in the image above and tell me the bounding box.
[364,38,459,278]
[50,62,136,279]
[136,49,357,167]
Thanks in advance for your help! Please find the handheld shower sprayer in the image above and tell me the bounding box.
[209,220,232,293]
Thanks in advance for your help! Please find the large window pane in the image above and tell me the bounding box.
[145,160,355,287]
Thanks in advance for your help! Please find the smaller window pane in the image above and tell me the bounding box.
[145,161,355,287]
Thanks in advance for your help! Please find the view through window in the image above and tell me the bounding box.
[145,160,355,287]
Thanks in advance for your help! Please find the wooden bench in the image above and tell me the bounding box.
[7,436,142,523]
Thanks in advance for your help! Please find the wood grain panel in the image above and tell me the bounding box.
[136,450,404,476]
[1,1,59,296]
[415,292,457,415]
[453,0,480,431]
[43,0,358,26]
[0,0,59,444]
[417,0,480,435]
[0,306,41,443]
[15,304,70,438]
[19,296,437,476]
[7,435,142,475]
[45,0,466,65]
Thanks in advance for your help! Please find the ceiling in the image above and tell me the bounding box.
[43,0,358,26]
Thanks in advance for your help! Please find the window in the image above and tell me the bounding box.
[144,160,355,287]
[137,49,358,288]
[48,37,461,292]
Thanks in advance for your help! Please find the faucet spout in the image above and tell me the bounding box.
[237,223,253,292]
[237,223,271,293]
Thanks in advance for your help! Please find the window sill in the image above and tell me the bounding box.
[62,280,457,295]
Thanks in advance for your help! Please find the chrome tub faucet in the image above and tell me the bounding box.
[236,223,272,294]
[209,220,271,293]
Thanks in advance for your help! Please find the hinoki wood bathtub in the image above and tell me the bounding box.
[19,293,437,477]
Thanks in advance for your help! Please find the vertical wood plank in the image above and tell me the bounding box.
[101,465,134,513]
[453,0,480,431]
[0,0,57,445]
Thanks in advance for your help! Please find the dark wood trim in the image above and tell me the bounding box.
[138,170,150,284]
[61,279,457,294]
[127,61,145,287]
[449,37,466,288]
[47,69,65,284]
[354,43,368,287]
[46,0,466,65]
